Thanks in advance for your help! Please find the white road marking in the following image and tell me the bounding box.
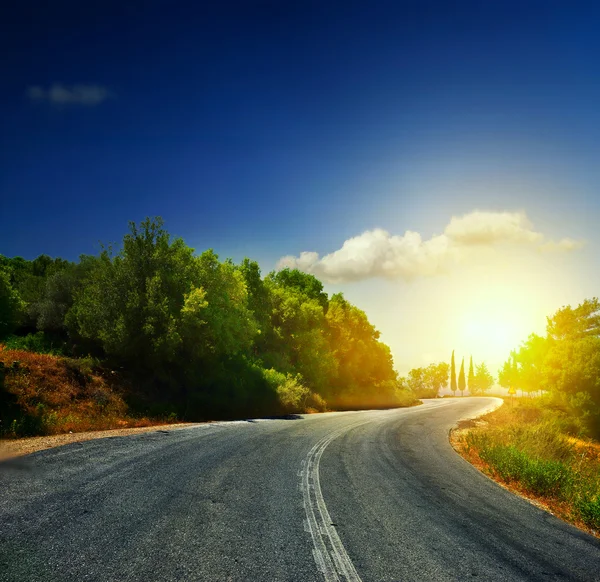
[298,399,490,581]
[300,422,367,582]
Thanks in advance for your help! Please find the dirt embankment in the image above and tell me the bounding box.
[1,346,189,454]
[0,422,197,461]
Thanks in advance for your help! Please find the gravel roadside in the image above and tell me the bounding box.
[0,423,198,461]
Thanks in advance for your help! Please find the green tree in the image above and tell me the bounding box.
[70,218,199,372]
[407,367,426,396]
[427,362,450,397]
[543,336,600,436]
[451,350,457,396]
[514,334,550,397]
[468,355,475,395]
[407,362,449,398]
[498,351,518,392]
[0,270,24,339]
[458,357,466,396]
[547,298,600,341]
[237,258,270,345]
[325,293,397,404]
[267,268,328,310]
[263,279,335,395]
[193,251,257,359]
[0,254,72,331]
[501,299,600,414]
[473,362,494,394]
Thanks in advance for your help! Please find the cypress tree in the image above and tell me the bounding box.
[450,350,457,395]
[468,355,475,395]
[458,357,466,396]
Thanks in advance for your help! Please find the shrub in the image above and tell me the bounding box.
[575,495,600,530]
[0,348,130,437]
[305,391,328,412]
[3,332,65,355]
[261,367,309,413]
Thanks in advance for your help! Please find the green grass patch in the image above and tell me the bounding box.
[462,398,600,533]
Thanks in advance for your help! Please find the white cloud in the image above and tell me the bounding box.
[444,211,543,245]
[26,84,112,106]
[538,237,586,252]
[277,210,583,283]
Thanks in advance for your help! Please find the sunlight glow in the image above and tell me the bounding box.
[461,316,520,360]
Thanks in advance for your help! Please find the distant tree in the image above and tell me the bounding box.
[513,353,521,396]
[451,350,457,396]
[498,351,517,391]
[468,355,475,395]
[427,362,450,397]
[458,357,466,396]
[515,334,549,397]
[407,362,449,398]
[407,367,426,396]
[474,362,494,394]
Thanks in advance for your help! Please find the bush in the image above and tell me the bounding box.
[575,495,600,530]
[261,368,309,413]
[8,402,59,437]
[396,389,420,407]
[478,444,573,497]
[305,391,328,412]
[3,332,65,355]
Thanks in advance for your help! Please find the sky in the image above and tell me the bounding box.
[2,1,600,378]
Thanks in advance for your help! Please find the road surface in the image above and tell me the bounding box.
[1,397,599,581]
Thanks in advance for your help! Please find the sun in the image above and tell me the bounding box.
[461,316,519,359]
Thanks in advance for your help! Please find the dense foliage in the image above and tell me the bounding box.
[400,362,449,399]
[500,298,600,437]
[0,218,414,422]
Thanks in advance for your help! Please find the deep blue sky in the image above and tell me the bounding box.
[2,1,599,265]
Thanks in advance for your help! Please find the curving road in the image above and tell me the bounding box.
[1,398,599,581]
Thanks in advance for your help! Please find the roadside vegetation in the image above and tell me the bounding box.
[0,348,166,436]
[455,398,600,534]
[0,218,417,437]
[455,298,600,535]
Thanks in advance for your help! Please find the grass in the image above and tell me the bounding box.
[0,346,178,438]
[454,397,600,534]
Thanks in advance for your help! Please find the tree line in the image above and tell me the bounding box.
[397,352,493,399]
[0,218,415,419]
[499,298,600,437]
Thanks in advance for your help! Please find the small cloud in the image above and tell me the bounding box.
[444,210,543,245]
[277,210,584,283]
[26,84,112,106]
[539,237,586,252]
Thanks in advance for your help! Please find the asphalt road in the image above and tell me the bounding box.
[1,397,599,581]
